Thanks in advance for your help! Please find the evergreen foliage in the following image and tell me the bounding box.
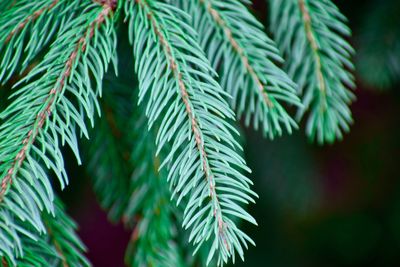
[0,0,355,266]
[0,0,116,264]
[0,0,78,84]
[125,0,257,264]
[269,0,355,143]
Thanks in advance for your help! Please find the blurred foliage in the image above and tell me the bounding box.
[355,0,400,90]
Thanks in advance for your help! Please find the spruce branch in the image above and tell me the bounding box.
[270,0,355,143]
[0,0,72,84]
[5,0,59,43]
[0,0,116,261]
[172,0,301,138]
[0,0,115,202]
[125,0,257,265]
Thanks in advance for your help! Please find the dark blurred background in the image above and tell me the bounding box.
[62,0,400,266]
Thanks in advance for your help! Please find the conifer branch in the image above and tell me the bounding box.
[0,1,114,202]
[0,1,116,262]
[0,0,72,84]
[136,0,224,240]
[5,0,59,43]
[135,0,225,237]
[125,0,257,264]
[269,0,355,143]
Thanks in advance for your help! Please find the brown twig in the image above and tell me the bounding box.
[298,0,326,95]
[1,257,8,267]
